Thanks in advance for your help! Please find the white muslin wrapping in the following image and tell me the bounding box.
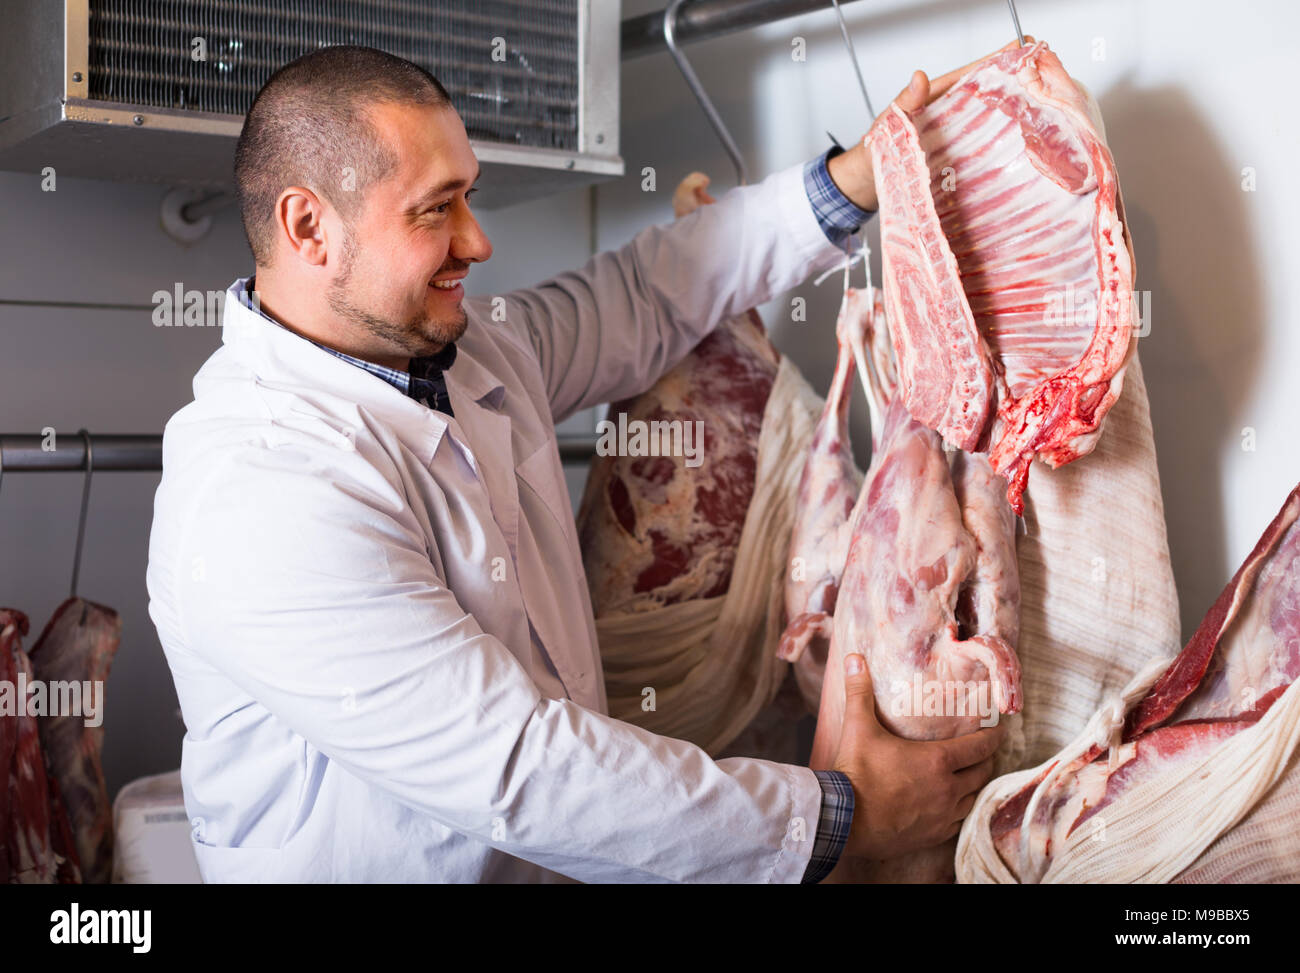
[597,356,824,755]
[956,663,1300,884]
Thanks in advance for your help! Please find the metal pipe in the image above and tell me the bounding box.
[623,0,868,60]
[557,436,601,463]
[0,433,601,472]
[1006,0,1026,46]
[0,434,163,472]
[829,0,876,121]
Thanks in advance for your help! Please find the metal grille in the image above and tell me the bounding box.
[86,0,580,150]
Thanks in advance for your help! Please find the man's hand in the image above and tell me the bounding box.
[831,652,1005,861]
[825,37,1034,212]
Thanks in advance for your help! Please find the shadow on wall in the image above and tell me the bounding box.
[1099,79,1264,641]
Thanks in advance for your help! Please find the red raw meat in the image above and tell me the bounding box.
[1,609,81,884]
[869,41,1136,514]
[991,482,1300,879]
[577,179,779,615]
[778,288,874,711]
[29,597,121,884]
[783,288,1021,881]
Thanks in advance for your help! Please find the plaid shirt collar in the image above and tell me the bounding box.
[237,276,456,417]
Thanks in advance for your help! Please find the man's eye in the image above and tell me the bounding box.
[426,188,476,217]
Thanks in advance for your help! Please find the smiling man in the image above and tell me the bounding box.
[147,45,1005,883]
[234,58,486,377]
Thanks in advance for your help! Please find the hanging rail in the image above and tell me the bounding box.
[624,0,869,59]
[0,433,599,473]
[0,434,162,472]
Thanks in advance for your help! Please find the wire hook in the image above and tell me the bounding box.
[71,429,94,598]
[663,0,748,187]
[1006,0,1026,47]
[829,0,876,122]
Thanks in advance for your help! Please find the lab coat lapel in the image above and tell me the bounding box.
[443,353,520,558]
[219,280,449,469]
[444,347,592,702]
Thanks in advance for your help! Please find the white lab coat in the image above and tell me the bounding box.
[147,160,848,883]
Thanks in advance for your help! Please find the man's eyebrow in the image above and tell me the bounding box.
[407,166,482,212]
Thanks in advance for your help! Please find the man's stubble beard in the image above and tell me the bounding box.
[325,225,468,359]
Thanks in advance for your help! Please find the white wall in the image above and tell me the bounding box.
[2,0,1297,799]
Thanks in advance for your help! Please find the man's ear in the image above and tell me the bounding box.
[275,186,330,267]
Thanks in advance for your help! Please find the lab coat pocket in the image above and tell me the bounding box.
[515,436,571,532]
[191,838,282,883]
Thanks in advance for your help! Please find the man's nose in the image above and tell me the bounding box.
[452,205,493,264]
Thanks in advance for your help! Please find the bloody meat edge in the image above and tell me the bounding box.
[990,483,1300,879]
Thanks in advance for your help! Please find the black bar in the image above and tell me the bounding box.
[0,434,163,472]
[0,433,600,473]
[558,435,599,463]
[0,882,1286,957]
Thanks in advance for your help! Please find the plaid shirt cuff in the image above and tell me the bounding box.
[802,770,854,883]
[803,146,874,248]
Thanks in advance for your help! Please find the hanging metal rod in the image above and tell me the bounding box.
[0,433,601,473]
[623,0,869,60]
[664,0,748,186]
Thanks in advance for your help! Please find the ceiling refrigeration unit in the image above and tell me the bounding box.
[0,0,622,209]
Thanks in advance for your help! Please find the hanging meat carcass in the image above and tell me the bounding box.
[958,482,1300,883]
[780,284,902,713]
[778,41,1178,882]
[811,414,1022,881]
[1,609,81,884]
[862,39,1179,775]
[579,173,828,754]
[816,395,1021,747]
[780,276,1022,881]
[778,288,873,712]
[578,175,781,616]
[869,40,1137,514]
[29,597,121,884]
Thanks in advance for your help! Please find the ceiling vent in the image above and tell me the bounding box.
[0,0,621,208]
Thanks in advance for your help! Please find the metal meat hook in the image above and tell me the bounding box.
[663,0,748,187]
[829,0,876,122]
[70,429,94,598]
[1007,0,1026,47]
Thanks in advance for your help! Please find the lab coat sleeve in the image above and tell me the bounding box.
[473,161,845,423]
[173,441,823,883]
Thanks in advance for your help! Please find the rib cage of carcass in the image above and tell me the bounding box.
[870,41,1138,515]
[854,39,1182,778]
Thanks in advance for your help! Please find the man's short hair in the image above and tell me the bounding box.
[234,45,453,266]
